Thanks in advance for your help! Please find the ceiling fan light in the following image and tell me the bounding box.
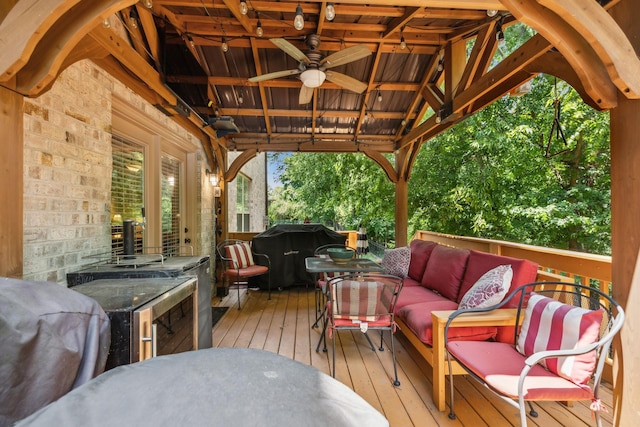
[239,0,248,15]
[294,4,305,31]
[300,69,326,88]
[325,3,336,21]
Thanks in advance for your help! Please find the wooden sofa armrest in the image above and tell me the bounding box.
[430,309,520,412]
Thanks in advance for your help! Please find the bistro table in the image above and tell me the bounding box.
[304,256,384,274]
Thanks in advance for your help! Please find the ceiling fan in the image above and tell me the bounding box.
[248,34,371,104]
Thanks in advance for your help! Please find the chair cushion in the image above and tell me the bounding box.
[397,301,497,345]
[407,240,437,281]
[516,294,604,385]
[331,280,390,322]
[223,264,268,278]
[447,341,594,401]
[224,242,255,269]
[421,245,470,301]
[458,265,512,309]
[381,246,411,278]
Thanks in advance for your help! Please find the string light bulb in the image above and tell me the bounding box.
[400,35,406,50]
[129,10,138,29]
[239,0,248,15]
[256,19,263,37]
[222,37,229,52]
[486,9,498,17]
[325,2,336,21]
[187,35,195,48]
[377,92,383,103]
[294,3,305,31]
[143,0,153,8]
[103,18,111,28]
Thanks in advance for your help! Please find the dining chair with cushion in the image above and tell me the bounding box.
[444,281,624,426]
[311,244,354,327]
[318,273,404,386]
[217,239,271,310]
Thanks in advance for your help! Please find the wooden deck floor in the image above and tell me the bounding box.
[211,286,613,427]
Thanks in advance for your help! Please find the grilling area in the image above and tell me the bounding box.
[1,1,640,426]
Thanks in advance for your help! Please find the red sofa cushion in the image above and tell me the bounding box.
[397,301,497,345]
[394,285,450,312]
[421,245,470,301]
[407,240,437,282]
[457,250,538,306]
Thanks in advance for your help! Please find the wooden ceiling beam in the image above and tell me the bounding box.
[537,0,640,98]
[217,108,409,119]
[250,37,272,135]
[501,0,617,109]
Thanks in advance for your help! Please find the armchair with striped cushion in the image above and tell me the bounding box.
[217,239,271,310]
[444,282,624,426]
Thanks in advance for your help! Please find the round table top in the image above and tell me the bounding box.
[16,348,388,427]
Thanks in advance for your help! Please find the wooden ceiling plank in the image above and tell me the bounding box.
[537,0,640,98]
[501,0,617,109]
[136,5,161,69]
[455,23,493,96]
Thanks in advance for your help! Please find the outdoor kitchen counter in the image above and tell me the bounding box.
[16,348,388,427]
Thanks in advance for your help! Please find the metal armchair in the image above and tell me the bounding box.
[444,282,624,426]
[216,239,271,310]
[317,273,404,386]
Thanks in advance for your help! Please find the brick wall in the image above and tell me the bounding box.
[23,61,113,283]
[22,60,213,284]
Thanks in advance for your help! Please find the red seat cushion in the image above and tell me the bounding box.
[447,341,594,401]
[421,245,470,301]
[407,240,437,282]
[223,264,268,278]
[394,286,449,312]
[397,301,497,345]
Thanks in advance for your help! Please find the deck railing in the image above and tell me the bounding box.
[412,230,612,296]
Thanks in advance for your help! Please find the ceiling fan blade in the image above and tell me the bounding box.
[248,69,300,83]
[320,45,371,69]
[270,38,310,65]
[299,85,314,104]
[325,71,368,93]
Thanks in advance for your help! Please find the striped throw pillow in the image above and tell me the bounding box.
[224,242,255,269]
[516,294,604,385]
[331,280,389,322]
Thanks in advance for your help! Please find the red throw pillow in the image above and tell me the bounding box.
[421,245,469,301]
[516,294,604,385]
[407,240,437,281]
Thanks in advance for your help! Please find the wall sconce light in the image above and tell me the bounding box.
[207,169,221,197]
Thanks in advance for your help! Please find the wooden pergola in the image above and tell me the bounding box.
[1,1,639,424]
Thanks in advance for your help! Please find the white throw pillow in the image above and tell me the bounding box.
[458,264,512,309]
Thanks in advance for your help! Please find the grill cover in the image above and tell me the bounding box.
[250,224,346,289]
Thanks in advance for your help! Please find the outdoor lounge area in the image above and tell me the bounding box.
[211,285,615,426]
[1,1,640,425]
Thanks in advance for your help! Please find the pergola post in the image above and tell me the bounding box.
[609,3,640,424]
[0,81,23,278]
[394,177,408,247]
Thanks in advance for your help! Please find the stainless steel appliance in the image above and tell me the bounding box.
[67,254,212,349]
[71,277,198,370]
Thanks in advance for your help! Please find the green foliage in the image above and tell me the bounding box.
[409,75,611,254]
[268,152,395,244]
